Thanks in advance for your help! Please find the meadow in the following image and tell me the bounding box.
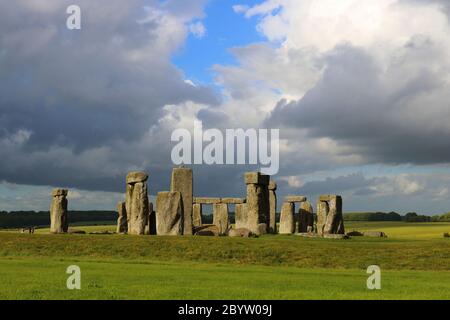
[0,221,449,300]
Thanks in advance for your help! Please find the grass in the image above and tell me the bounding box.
[0,221,449,300]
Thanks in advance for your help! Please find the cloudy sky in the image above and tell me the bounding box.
[1,0,450,214]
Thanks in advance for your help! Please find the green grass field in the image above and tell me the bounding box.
[0,222,449,300]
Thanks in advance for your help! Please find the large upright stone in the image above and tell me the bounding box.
[125,172,149,235]
[324,196,345,235]
[116,201,127,234]
[50,189,68,234]
[213,203,229,235]
[234,203,248,229]
[279,202,295,234]
[268,181,277,233]
[316,200,329,236]
[156,191,183,236]
[193,203,203,228]
[245,172,270,235]
[317,195,345,235]
[171,167,193,235]
[298,201,314,233]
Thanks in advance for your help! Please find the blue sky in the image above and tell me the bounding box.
[172,0,264,85]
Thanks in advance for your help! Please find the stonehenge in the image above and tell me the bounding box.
[316,195,345,236]
[50,189,69,234]
[125,172,149,235]
[47,168,347,240]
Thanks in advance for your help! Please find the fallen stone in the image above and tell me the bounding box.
[323,234,349,240]
[68,230,86,234]
[156,191,183,236]
[296,232,322,238]
[194,225,219,236]
[228,228,254,238]
[346,231,364,237]
[363,231,387,238]
[444,233,450,238]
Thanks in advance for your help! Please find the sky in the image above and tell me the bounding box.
[1,0,450,214]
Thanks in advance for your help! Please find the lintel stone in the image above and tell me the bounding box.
[284,195,307,203]
[221,198,246,204]
[194,197,222,204]
[245,172,270,185]
[126,172,149,184]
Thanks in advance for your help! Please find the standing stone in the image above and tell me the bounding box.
[298,201,314,233]
[316,200,329,236]
[50,189,68,234]
[116,201,127,234]
[323,196,345,235]
[268,181,277,233]
[245,172,270,235]
[125,172,149,235]
[171,167,193,235]
[234,203,248,229]
[213,203,229,236]
[193,203,203,228]
[317,195,345,236]
[156,191,183,236]
[279,202,295,234]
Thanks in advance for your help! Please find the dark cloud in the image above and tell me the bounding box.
[267,44,450,166]
[0,0,218,191]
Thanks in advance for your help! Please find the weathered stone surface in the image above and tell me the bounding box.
[323,234,349,240]
[156,191,183,236]
[296,232,321,238]
[194,197,222,204]
[258,223,268,235]
[171,167,193,235]
[228,228,254,238]
[298,201,314,233]
[221,198,246,204]
[323,196,345,235]
[194,225,219,236]
[213,203,229,236]
[116,201,127,234]
[284,195,307,203]
[269,186,277,233]
[245,172,270,185]
[126,172,149,184]
[52,189,68,197]
[50,189,68,234]
[125,175,149,235]
[268,181,277,191]
[363,231,387,238]
[192,203,203,228]
[319,195,333,202]
[279,202,295,234]
[316,201,329,236]
[234,203,248,229]
[246,182,269,235]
